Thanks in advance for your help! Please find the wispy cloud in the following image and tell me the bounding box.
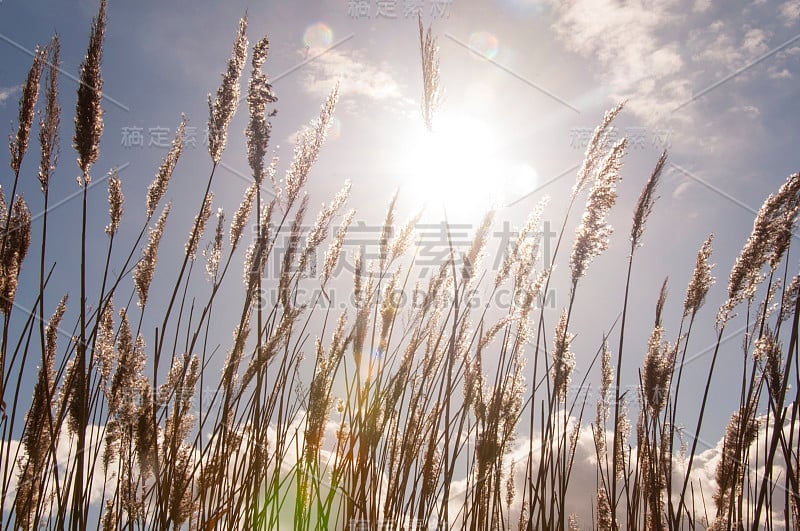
[548,0,798,128]
[0,85,20,106]
[300,48,416,116]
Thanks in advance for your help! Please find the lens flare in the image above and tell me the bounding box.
[468,31,499,60]
[303,22,333,50]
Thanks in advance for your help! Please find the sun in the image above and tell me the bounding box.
[400,112,506,219]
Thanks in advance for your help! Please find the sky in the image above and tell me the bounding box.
[1,0,799,526]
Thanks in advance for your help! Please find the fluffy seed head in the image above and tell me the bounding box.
[684,234,715,316]
[205,208,224,279]
[208,17,248,164]
[570,138,627,284]
[246,36,277,185]
[284,84,339,206]
[73,0,106,184]
[631,150,666,250]
[230,182,257,248]
[186,193,214,260]
[134,203,170,307]
[105,169,124,236]
[38,36,61,194]
[419,15,442,131]
[552,309,575,402]
[146,117,185,218]
[572,102,624,199]
[10,46,46,176]
[718,172,800,325]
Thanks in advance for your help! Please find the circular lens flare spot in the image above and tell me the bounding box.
[468,31,499,60]
[303,23,333,50]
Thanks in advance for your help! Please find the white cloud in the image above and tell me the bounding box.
[780,0,800,24]
[301,48,416,116]
[446,413,796,529]
[548,0,690,122]
[769,67,793,79]
[547,0,795,131]
[0,86,20,106]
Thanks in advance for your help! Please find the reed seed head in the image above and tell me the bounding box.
[571,138,627,284]
[552,309,575,402]
[631,150,666,250]
[73,0,106,185]
[246,36,277,185]
[105,169,123,236]
[208,17,248,164]
[186,192,214,260]
[146,117,185,218]
[684,234,714,317]
[134,203,170,307]
[9,46,46,176]
[38,36,61,194]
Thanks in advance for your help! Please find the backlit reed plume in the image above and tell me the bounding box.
[105,169,123,237]
[73,0,106,185]
[322,208,355,286]
[9,45,45,176]
[246,36,277,185]
[205,208,224,279]
[594,338,613,458]
[379,190,398,271]
[552,308,575,402]
[222,317,250,397]
[38,36,60,193]
[462,210,495,283]
[418,15,442,131]
[684,234,714,316]
[570,138,627,284]
[278,196,308,307]
[284,84,339,206]
[572,102,624,199]
[230,182,257,249]
[641,323,673,414]
[243,201,274,290]
[305,313,347,458]
[0,195,32,315]
[781,273,800,321]
[134,203,170,307]
[97,298,114,386]
[108,309,146,420]
[16,295,67,529]
[146,117,185,218]
[597,486,613,531]
[390,210,423,263]
[208,17,248,164]
[614,395,630,477]
[754,329,783,396]
[186,192,214,260]
[710,404,759,528]
[718,172,800,326]
[631,150,666,249]
[495,196,548,289]
[240,308,298,389]
[299,180,351,273]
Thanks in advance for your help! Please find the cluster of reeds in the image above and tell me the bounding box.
[1,4,798,530]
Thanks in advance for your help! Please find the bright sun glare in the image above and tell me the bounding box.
[401,112,539,219]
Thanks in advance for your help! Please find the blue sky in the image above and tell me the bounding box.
[1,0,799,521]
